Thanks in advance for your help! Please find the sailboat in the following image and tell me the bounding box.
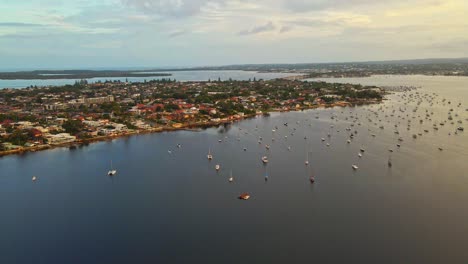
[108,160,117,176]
[309,175,315,183]
[207,148,213,160]
[229,170,233,182]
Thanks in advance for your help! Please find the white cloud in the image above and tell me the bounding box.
[238,21,276,35]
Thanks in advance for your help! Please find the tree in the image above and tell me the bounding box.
[62,119,84,135]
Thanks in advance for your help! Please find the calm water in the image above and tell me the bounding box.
[1,75,468,263]
[0,70,294,89]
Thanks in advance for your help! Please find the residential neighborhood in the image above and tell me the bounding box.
[0,78,383,154]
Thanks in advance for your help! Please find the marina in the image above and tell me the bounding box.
[1,75,468,263]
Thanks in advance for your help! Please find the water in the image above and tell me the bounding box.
[0,70,294,89]
[308,74,468,104]
[1,75,468,263]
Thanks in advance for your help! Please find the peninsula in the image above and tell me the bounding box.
[0,78,384,156]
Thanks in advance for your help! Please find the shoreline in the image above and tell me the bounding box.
[0,100,380,158]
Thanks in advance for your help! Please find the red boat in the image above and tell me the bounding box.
[238,193,250,200]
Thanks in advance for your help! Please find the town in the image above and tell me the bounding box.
[0,78,383,155]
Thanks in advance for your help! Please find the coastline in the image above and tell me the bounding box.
[0,100,379,158]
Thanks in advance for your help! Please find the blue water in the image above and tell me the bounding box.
[1,76,468,263]
[0,70,294,89]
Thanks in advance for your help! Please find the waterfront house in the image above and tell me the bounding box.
[44,133,76,145]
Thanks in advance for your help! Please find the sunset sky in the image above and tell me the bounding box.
[1,0,467,68]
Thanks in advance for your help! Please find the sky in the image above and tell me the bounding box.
[0,0,467,69]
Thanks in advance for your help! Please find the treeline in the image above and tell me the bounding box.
[0,70,172,80]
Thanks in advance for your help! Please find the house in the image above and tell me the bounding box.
[1,142,22,150]
[44,133,76,145]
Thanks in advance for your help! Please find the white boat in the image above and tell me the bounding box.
[358,153,362,158]
[347,139,351,143]
[215,164,221,171]
[352,165,359,170]
[229,170,233,182]
[32,176,37,182]
[207,148,213,160]
[108,160,117,176]
[261,156,269,163]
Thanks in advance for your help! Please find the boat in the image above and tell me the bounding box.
[207,148,213,160]
[352,165,359,170]
[229,170,233,182]
[215,164,221,171]
[238,193,250,200]
[261,156,269,163]
[107,161,117,176]
[32,176,37,182]
[347,139,351,143]
[309,175,315,183]
[358,153,362,158]
[360,148,365,152]
[388,157,392,167]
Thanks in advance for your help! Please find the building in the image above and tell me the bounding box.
[44,103,68,111]
[44,133,76,145]
[84,95,114,105]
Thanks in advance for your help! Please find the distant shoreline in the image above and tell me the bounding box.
[0,70,172,80]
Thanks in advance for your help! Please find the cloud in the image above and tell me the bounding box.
[1,0,468,67]
[281,0,416,12]
[122,0,227,17]
[279,25,293,34]
[0,22,44,27]
[168,30,188,37]
[238,21,276,35]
